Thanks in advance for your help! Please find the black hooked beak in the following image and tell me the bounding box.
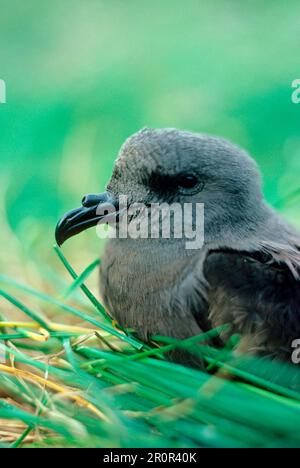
[55,192,119,246]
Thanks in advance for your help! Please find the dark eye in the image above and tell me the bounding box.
[148,172,203,196]
[177,174,198,189]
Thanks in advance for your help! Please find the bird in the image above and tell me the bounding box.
[55,128,300,366]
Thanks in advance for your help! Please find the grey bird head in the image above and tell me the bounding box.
[56,128,265,247]
[106,127,265,245]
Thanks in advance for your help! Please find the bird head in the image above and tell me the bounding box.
[55,127,266,249]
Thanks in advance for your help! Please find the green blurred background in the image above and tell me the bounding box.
[1,0,300,268]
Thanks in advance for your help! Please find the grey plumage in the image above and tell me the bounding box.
[56,127,300,365]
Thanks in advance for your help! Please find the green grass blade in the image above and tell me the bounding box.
[63,258,100,298]
[54,245,109,321]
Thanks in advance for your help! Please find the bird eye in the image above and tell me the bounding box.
[177,174,198,189]
[149,172,203,196]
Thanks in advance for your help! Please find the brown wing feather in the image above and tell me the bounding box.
[203,249,300,361]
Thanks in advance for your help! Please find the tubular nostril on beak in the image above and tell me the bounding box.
[81,194,103,207]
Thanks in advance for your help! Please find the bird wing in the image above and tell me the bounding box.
[203,248,300,361]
